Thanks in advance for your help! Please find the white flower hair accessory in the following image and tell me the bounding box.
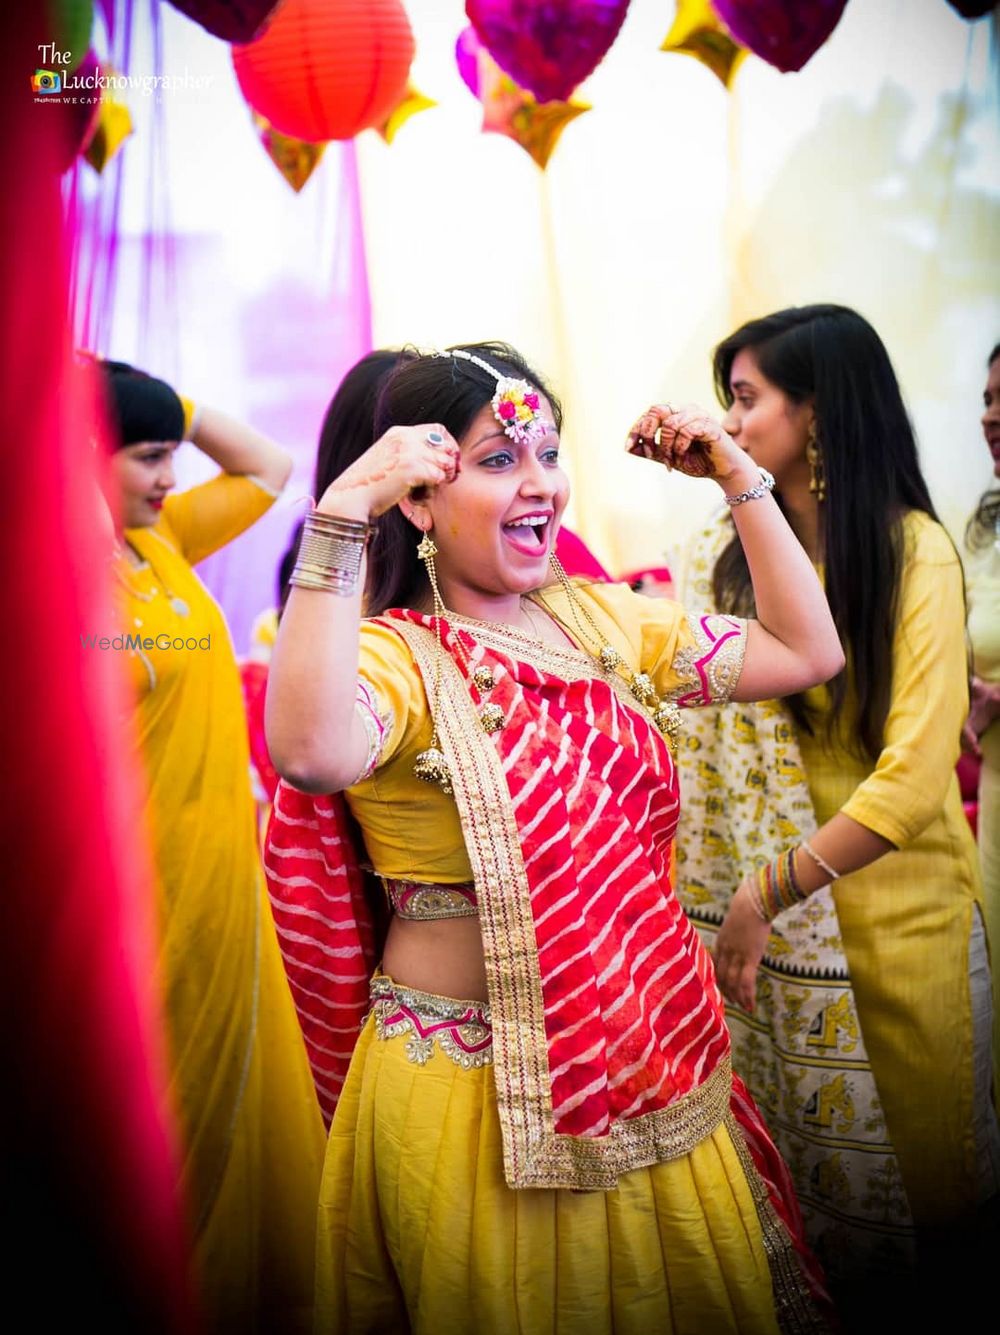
[445,348,547,446]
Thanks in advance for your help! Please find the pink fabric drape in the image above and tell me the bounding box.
[7,9,193,1327]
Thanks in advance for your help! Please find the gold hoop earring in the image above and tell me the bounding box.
[806,422,826,503]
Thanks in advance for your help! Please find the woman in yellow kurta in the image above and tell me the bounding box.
[102,362,325,1334]
[264,342,846,1333]
[674,306,1000,1330]
[964,343,1000,1074]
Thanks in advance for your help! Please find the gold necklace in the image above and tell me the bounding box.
[448,598,557,646]
[112,544,191,617]
[542,554,682,749]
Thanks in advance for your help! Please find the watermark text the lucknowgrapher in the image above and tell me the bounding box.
[32,42,213,100]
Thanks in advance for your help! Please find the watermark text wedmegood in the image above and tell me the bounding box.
[82,632,212,652]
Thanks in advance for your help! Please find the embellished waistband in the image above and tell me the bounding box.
[370,974,493,1069]
[381,876,479,921]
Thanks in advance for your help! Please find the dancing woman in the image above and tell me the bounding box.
[264,343,843,1334]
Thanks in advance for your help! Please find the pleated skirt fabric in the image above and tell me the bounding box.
[315,1011,798,1335]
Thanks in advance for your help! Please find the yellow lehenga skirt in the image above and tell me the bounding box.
[316,989,795,1335]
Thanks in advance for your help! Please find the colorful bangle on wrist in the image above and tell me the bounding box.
[754,846,810,922]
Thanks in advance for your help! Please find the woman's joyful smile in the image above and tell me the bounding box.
[413,402,569,613]
[502,508,554,554]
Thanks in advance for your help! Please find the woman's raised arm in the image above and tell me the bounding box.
[628,404,844,699]
[265,424,459,794]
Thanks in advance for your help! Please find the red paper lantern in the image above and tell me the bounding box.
[232,0,415,142]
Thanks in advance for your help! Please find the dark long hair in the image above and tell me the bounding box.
[313,350,407,498]
[965,342,1000,553]
[711,304,940,760]
[365,341,562,616]
[277,350,406,613]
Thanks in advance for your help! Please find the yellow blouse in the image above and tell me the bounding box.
[345,580,746,881]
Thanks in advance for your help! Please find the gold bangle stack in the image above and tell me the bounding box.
[289,510,376,596]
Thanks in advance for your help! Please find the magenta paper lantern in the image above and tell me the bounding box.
[166,1,280,43]
[712,0,848,73]
[466,0,631,103]
[943,1,995,16]
[456,24,482,97]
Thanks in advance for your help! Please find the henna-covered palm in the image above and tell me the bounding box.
[626,403,744,482]
[321,424,460,519]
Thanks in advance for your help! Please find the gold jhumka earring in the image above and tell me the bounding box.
[806,422,826,502]
[546,553,682,749]
[412,530,505,795]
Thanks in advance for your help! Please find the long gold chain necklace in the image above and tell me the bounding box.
[411,541,682,798]
[542,554,682,748]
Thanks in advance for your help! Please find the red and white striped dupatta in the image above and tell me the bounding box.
[266,608,736,1180]
[265,788,381,1127]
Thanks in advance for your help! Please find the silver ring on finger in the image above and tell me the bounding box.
[426,429,445,447]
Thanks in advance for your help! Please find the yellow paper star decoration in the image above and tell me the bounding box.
[377,82,437,144]
[660,0,747,90]
[252,111,326,192]
[83,68,133,173]
[479,59,589,169]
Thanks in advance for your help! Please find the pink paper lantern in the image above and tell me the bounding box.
[456,24,482,98]
[466,0,630,103]
[712,0,848,73]
[232,0,415,142]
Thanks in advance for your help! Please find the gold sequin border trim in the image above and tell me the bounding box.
[380,876,479,921]
[724,1110,832,1335]
[667,612,748,707]
[370,976,493,1069]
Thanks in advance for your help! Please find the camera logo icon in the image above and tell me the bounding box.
[31,69,62,95]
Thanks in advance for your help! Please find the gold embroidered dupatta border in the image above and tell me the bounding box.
[390,618,731,1191]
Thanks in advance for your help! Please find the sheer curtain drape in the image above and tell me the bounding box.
[70,2,372,653]
[358,0,1000,575]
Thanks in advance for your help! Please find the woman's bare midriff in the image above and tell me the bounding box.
[381,914,489,1002]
